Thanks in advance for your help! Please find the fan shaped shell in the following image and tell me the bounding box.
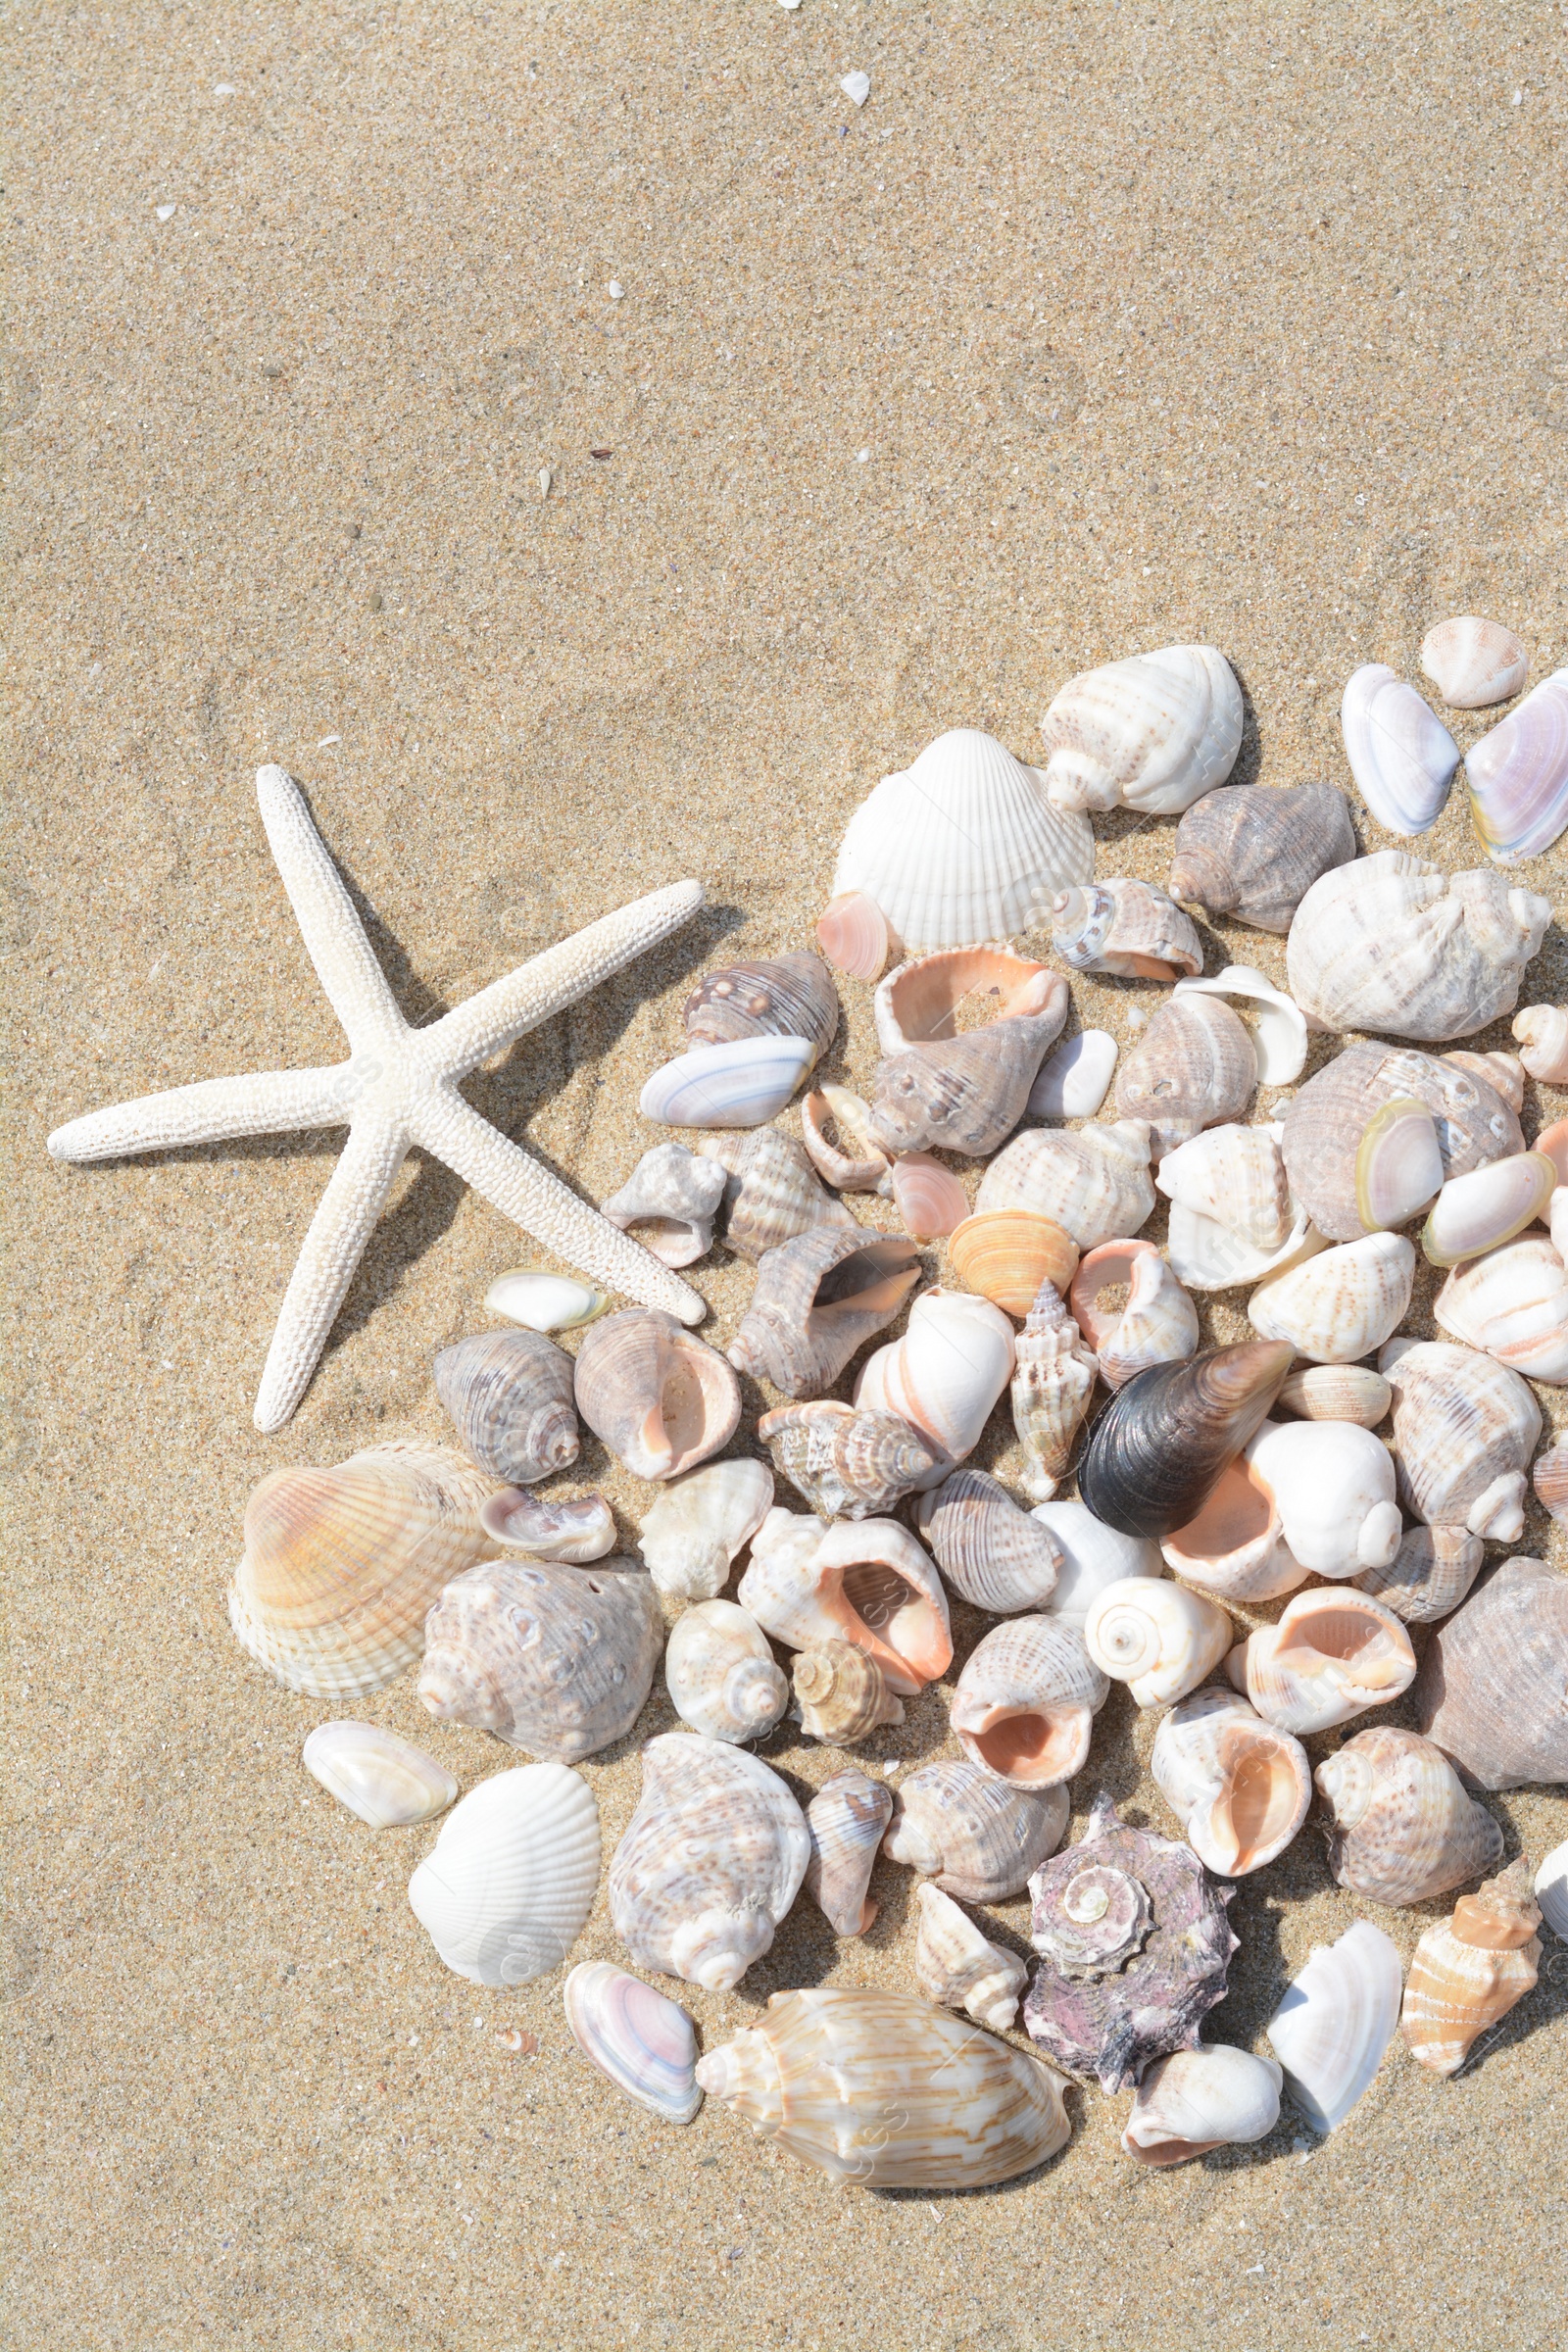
[1265,1920,1402,2133]
[407,1762,601,1988]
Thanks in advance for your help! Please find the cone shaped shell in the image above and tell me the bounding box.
[950,1210,1079,1316]
[727,1226,920,1399]
[1465,667,1568,862]
[1421,615,1528,710]
[1400,1861,1542,2076]
[916,1467,1062,1614]
[407,1762,600,1988]
[609,1734,809,1992]
[978,1120,1155,1251]
[636,1457,774,1604]
[1285,852,1550,1042]
[760,1399,937,1521]
[1250,1232,1414,1365]
[1151,1689,1310,1877]
[805,1767,893,1934]
[484,1270,608,1332]
[227,1442,504,1699]
[302,1722,458,1830]
[1123,2043,1284,2167]
[914,1885,1028,2033]
[574,1309,741,1480]
[815,891,890,982]
[830,727,1094,954]
[1421,1150,1556,1267]
[1168,780,1355,934]
[1279,1038,1524,1244]
[663,1599,789,1743]
[683,954,839,1058]
[1354,1522,1484,1626]
[1434,1233,1568,1382]
[1230,1588,1415,1737]
[1340,662,1458,835]
[793,1641,906,1745]
[1076,1342,1294,1541]
[1069,1240,1199,1390]
[1039,644,1243,816]
[738,1506,953,1695]
[951,1615,1110,1787]
[434,1329,579,1484]
[1378,1336,1541,1540]
[1413,1555,1568,1788]
[1084,1577,1233,1709]
[1008,1282,1098,1501]
[1114,993,1256,1157]
[883,1759,1069,1901]
[1265,1920,1402,2132]
[698,1126,858,1260]
[563,1962,702,2124]
[417,1559,662,1764]
[1315,1727,1504,1908]
[854,1290,1016,1476]
[694,1986,1070,2187]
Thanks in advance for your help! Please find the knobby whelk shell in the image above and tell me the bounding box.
[663,1599,789,1743]
[1421,615,1528,710]
[1122,2043,1284,2169]
[868,948,1068,1157]
[800,1084,893,1194]
[1113,992,1256,1158]
[1265,1920,1402,2133]
[609,1733,809,1992]
[484,1269,608,1333]
[1031,1500,1163,1627]
[1465,666,1568,863]
[1445,1046,1526,1112]
[1279,1038,1523,1245]
[302,1722,459,1829]
[1150,1689,1310,1878]
[1421,1150,1556,1269]
[805,1766,893,1934]
[1378,1335,1541,1543]
[883,1759,1069,1901]
[1284,851,1551,1042]
[815,890,890,982]
[600,1142,727,1268]
[1076,1341,1294,1541]
[694,1986,1071,2187]
[696,1126,858,1259]
[417,1558,662,1763]
[635,1456,774,1604]
[1024,1793,1238,2093]
[916,1466,1062,1615]
[830,726,1094,955]
[1008,1281,1098,1501]
[480,1488,616,1562]
[639,1033,818,1129]
[227,1441,504,1699]
[563,1961,702,2125]
[1401,1861,1542,2077]
[433,1329,579,1485]
[1228,1587,1416,1737]
[1353,1096,1445,1232]
[1168,779,1355,934]
[574,1309,742,1480]
[1315,1726,1503,1909]
[1433,1232,1568,1383]
[760,1399,937,1520]
[914,1885,1028,2034]
[950,1615,1110,1788]
[949,1208,1079,1317]
[1354,1522,1484,1627]
[1248,1232,1415,1366]
[1027,1028,1118,1119]
[738,1505,953,1694]
[1048,878,1202,980]
[854,1289,1016,1478]
[1413,1555,1568,1789]
[1083,1577,1233,1710]
[977,1119,1156,1250]
[1069,1239,1199,1390]
[1512,1003,1568,1085]
[727,1225,921,1399]
[793,1640,906,1745]
[408,1761,601,1988]
[683,952,840,1060]
[1039,643,1243,816]
[1340,662,1459,836]
[1276,1364,1392,1428]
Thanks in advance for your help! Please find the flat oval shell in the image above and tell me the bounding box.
[1341,663,1458,835]
[302,1721,459,1829]
[1421,1149,1556,1267]
[1354,1098,1444,1231]
[564,1962,702,2123]
[1026,1029,1117,1119]
[1465,667,1568,862]
[483,1271,609,1331]
[815,891,890,981]
[639,1035,816,1129]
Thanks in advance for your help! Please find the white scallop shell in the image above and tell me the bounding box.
[1285,852,1552,1042]
[1434,1232,1568,1383]
[1122,2042,1284,2167]
[854,1290,1016,1479]
[830,727,1094,954]
[1026,1029,1118,1119]
[1248,1232,1415,1364]
[407,1762,601,1988]
[1039,644,1244,815]
[663,1599,789,1743]
[1536,1840,1568,1938]
[1029,1500,1163,1628]
[1172,965,1308,1086]
[302,1721,458,1829]
[1265,1920,1403,2133]
[483,1271,609,1331]
[1083,1576,1233,1709]
[1421,616,1528,710]
[639,1035,816,1129]
[1243,1419,1402,1577]
[1340,663,1459,835]
[563,1961,702,2124]
[636,1457,775,1603]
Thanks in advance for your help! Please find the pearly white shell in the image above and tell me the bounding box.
[639,1035,816,1129]
[408,1762,601,1988]
[1242,1418,1401,1577]
[1266,1920,1403,2133]
[1465,667,1568,863]
[1122,2042,1284,2168]
[1083,1576,1232,1709]
[854,1290,1016,1480]
[1340,662,1459,836]
[1421,616,1528,710]
[1026,1029,1118,1119]
[484,1270,609,1332]
[1172,965,1308,1086]
[1029,1500,1164,1628]
[563,1961,702,2124]
[1285,852,1551,1043]
[1039,644,1243,815]
[830,727,1094,954]
[663,1599,789,1743]
[302,1721,459,1829]
[1434,1233,1568,1383]
[636,1457,775,1603]
[1248,1232,1415,1364]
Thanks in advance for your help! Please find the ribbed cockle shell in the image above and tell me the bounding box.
[408,1762,601,1988]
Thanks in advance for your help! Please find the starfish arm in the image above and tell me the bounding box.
[412,1087,706,1325]
[256,765,407,1049]
[422,878,705,1080]
[48,1063,360,1163]
[253,1112,411,1433]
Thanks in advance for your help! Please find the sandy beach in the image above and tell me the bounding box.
[4,6,1566,2345]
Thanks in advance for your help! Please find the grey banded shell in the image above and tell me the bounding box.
[416,1557,662,1764]
[1414,1556,1568,1790]
[433,1330,578,1485]
[1076,1341,1294,1541]
[695,1128,858,1261]
[726,1225,921,1399]
[1167,781,1356,934]
[759,1399,937,1519]
[915,1468,1063,1614]
[1279,1039,1524,1244]
[684,952,840,1059]
[805,1767,894,1935]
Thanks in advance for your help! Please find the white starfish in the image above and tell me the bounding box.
[49,764,707,1433]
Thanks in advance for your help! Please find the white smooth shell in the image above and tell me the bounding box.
[1340,662,1459,835]
[484,1271,609,1331]
[1083,1576,1232,1709]
[1265,1920,1403,2133]
[1173,965,1308,1086]
[1536,1840,1568,1938]
[302,1721,459,1829]
[1245,1418,1401,1576]
[639,1035,816,1129]
[1030,1500,1164,1627]
[1123,2042,1284,2165]
[1026,1029,1118,1119]
[408,1763,601,1988]
[1166,1198,1325,1293]
[854,1291,1016,1478]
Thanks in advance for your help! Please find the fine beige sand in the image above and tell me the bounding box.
[5,6,1567,2347]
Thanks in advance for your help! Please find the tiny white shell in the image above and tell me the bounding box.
[1026,1029,1118,1119]
[1173,965,1308,1086]
[1340,662,1458,835]
[1122,2042,1284,2168]
[408,1763,601,1987]
[1265,1919,1403,2133]
[302,1721,458,1829]
[483,1270,609,1331]
[639,1035,817,1129]
[563,1962,703,2123]
[1536,1840,1568,1938]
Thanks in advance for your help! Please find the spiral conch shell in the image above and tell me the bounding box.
[663,1599,789,1743]
[793,1641,905,1745]
[1165,1416,1399,1598]
[227,1442,504,1699]
[1151,1689,1310,1878]
[916,1467,1062,1614]
[854,1289,1017,1478]
[695,1986,1071,2187]
[635,1457,774,1604]
[1069,1240,1199,1390]
[1266,1920,1402,2133]
[1434,1233,1568,1384]
[1512,1003,1568,1085]
[1227,1588,1416,1737]
[805,1767,893,1934]
[1122,2043,1284,2169]
[1401,1861,1542,2078]
[696,1126,857,1259]
[1039,643,1243,815]
[1414,1555,1568,1789]
[727,1226,920,1399]
[433,1330,580,1485]
[884,1761,1068,1902]
[977,1120,1156,1251]
[600,1141,727,1268]
[1008,1281,1098,1501]
[1353,1522,1484,1627]
[760,1400,937,1521]
[1315,1727,1503,1909]
[1048,878,1201,980]
[1168,779,1355,935]
[951,1616,1110,1787]
[1377,1337,1541,1543]
[1284,851,1551,1042]
[302,1722,459,1829]
[914,1885,1028,2033]
[408,1761,601,1988]
[1084,1577,1233,1709]
[609,1734,809,1992]
[738,1507,953,1694]
[563,1962,702,2125]
[417,1559,662,1764]
[573,1310,741,1480]
[868,948,1068,1158]
[1113,992,1257,1157]
[1248,1233,1414,1366]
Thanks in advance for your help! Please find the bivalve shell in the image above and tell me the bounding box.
[916,1466,1062,1615]
[949,1209,1079,1317]
[1122,2043,1284,2168]
[950,1615,1110,1787]
[1151,1689,1310,1877]
[1401,1861,1542,2076]
[739,1507,953,1695]
[1266,1920,1402,2132]
[1039,644,1243,815]
[635,1457,774,1603]
[1315,1726,1503,1908]
[1114,993,1256,1157]
[1421,616,1528,710]
[480,1489,616,1562]
[302,1722,458,1830]
[417,1558,662,1763]
[1353,1097,1445,1232]
[1535,1842,1568,1938]
[663,1599,789,1743]
[1285,852,1550,1042]
[889,1152,971,1241]
[575,1309,741,1479]
[805,1767,893,1934]
[1413,1555,1568,1788]
[408,1762,600,1987]
[1421,1150,1556,1268]
[1168,780,1355,934]
[1275,1364,1392,1428]
[1027,1029,1117,1120]
[639,1034,816,1129]
[484,1271,608,1332]
[1248,1232,1415,1364]
[1228,1588,1416,1738]
[1465,667,1568,862]
[1076,1342,1294,1541]
[1083,1577,1233,1709]
[883,1759,1068,1901]
[815,891,890,982]
[727,1225,920,1399]
[1069,1239,1199,1389]
[563,1962,702,2124]
[1340,662,1459,835]
[914,1885,1028,2034]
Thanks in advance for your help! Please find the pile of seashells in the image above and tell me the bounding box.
[245,632,1568,2190]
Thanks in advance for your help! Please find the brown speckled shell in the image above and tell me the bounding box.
[696,1127,858,1261]
[684,953,840,1058]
